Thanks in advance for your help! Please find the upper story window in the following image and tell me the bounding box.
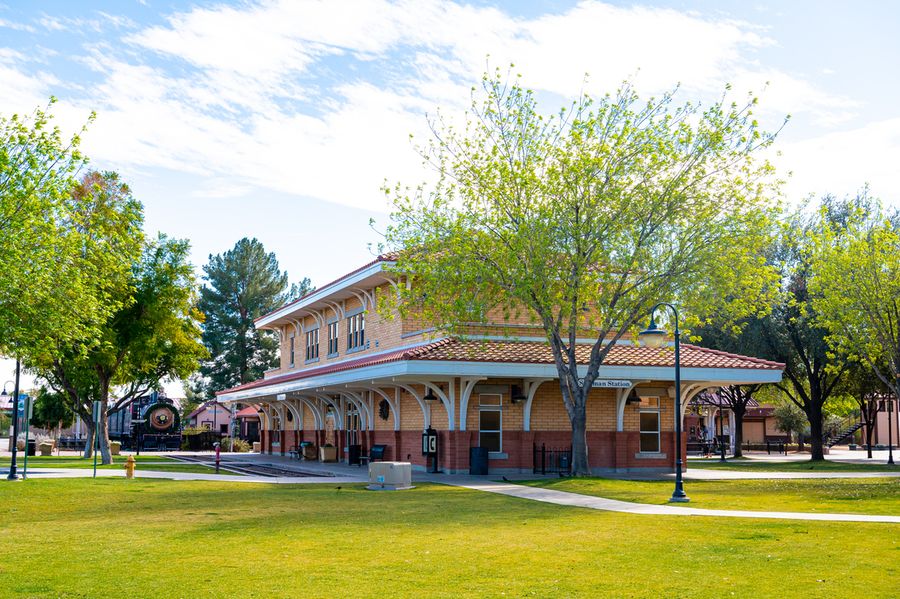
[347,312,365,351]
[289,334,295,367]
[305,328,319,361]
[327,321,339,356]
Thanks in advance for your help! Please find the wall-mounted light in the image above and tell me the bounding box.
[510,385,527,404]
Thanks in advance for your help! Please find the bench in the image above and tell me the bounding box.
[287,445,300,460]
[358,444,387,467]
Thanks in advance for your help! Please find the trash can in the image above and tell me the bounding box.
[26,439,36,457]
[348,444,362,466]
[469,446,489,475]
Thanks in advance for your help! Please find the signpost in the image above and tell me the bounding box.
[92,401,101,478]
[21,396,32,479]
[132,419,146,456]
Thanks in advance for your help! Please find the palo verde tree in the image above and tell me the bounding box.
[384,70,783,475]
[196,238,312,398]
[811,197,900,429]
[37,234,206,463]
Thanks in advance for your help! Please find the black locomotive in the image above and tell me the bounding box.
[108,394,182,451]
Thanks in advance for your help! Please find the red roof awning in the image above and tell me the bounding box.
[218,338,783,397]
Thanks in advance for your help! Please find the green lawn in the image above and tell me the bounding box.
[0,455,226,474]
[0,479,897,598]
[689,456,899,472]
[517,477,900,515]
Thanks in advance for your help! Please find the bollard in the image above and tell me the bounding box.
[125,455,136,479]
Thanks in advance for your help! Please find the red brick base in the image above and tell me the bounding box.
[260,428,686,474]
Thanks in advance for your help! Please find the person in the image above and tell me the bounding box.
[699,423,710,456]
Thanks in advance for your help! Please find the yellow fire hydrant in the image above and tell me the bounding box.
[125,455,136,479]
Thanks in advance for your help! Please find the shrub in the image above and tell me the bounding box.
[181,426,209,436]
[218,437,251,452]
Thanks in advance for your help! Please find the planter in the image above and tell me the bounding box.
[110,442,121,456]
[39,442,53,456]
[301,444,317,460]
[319,446,337,462]
[252,442,261,453]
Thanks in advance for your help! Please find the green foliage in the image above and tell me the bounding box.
[33,234,207,463]
[0,411,9,433]
[30,387,75,431]
[196,238,307,398]
[698,197,864,460]
[773,401,807,443]
[0,104,139,359]
[181,426,209,436]
[810,195,900,403]
[383,69,783,474]
[218,437,251,452]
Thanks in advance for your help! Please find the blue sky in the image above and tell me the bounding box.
[2,0,899,393]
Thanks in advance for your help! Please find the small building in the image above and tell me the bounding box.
[217,255,784,473]
[187,400,232,435]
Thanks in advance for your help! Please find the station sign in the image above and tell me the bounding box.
[590,380,632,389]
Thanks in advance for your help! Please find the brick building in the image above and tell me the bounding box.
[216,255,784,473]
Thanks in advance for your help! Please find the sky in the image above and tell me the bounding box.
[2,0,899,395]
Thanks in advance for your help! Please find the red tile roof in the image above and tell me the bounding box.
[217,338,783,397]
[235,406,261,418]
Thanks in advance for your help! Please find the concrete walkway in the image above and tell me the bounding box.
[429,476,900,524]
[19,467,365,485]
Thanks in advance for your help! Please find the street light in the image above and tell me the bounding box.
[3,360,22,481]
[639,304,689,503]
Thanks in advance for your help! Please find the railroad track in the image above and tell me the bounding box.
[169,455,330,478]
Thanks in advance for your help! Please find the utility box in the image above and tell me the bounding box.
[367,461,413,491]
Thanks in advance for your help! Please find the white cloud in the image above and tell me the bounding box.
[3,1,866,213]
[778,117,900,203]
[0,18,35,32]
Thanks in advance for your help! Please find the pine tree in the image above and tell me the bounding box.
[197,238,311,397]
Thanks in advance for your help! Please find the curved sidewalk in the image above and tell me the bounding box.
[433,477,900,524]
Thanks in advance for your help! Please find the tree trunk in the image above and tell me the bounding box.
[807,402,825,461]
[865,419,874,459]
[732,406,746,458]
[83,418,95,459]
[99,400,112,465]
[570,410,590,476]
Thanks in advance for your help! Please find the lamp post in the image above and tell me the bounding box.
[639,303,689,503]
[4,360,22,481]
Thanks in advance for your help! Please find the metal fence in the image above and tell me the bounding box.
[533,443,572,475]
